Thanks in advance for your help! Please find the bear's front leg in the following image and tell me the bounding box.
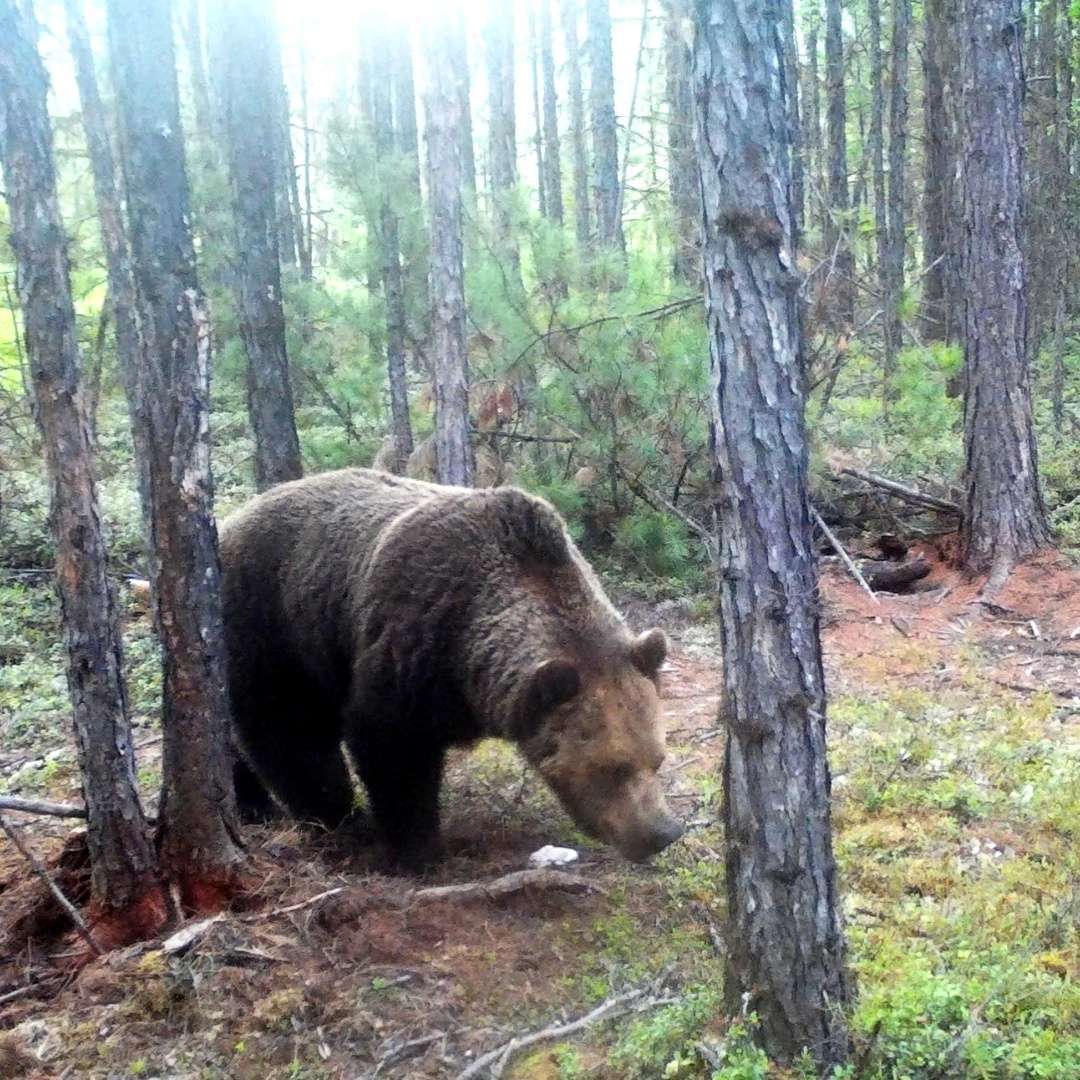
[350,733,446,872]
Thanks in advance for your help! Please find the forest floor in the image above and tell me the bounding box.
[1,539,1079,1078]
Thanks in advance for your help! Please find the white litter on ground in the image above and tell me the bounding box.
[528,845,579,869]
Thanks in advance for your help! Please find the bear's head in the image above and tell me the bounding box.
[512,628,684,862]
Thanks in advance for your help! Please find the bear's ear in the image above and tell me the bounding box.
[524,659,581,720]
[631,628,667,679]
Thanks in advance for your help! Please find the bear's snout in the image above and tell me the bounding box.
[616,810,685,863]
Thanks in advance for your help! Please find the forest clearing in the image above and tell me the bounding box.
[1,0,1078,1075]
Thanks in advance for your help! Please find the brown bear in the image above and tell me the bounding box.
[218,468,683,867]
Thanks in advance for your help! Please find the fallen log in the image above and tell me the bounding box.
[857,556,931,593]
[411,868,603,905]
[0,795,87,819]
[840,468,961,515]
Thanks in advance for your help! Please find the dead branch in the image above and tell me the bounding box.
[247,885,346,921]
[0,812,101,956]
[456,985,678,1080]
[840,468,961,515]
[0,795,88,819]
[617,465,718,562]
[812,507,880,604]
[411,868,604,905]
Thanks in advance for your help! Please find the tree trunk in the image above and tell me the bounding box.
[665,10,698,281]
[958,0,1052,581]
[780,0,803,242]
[213,0,303,492]
[804,5,822,237]
[451,9,477,194]
[922,0,959,342]
[106,0,244,901]
[529,4,547,219]
[883,0,910,395]
[868,0,887,329]
[484,0,521,282]
[824,0,853,326]
[390,17,423,202]
[424,13,473,487]
[268,26,300,269]
[691,0,850,1068]
[181,0,214,145]
[563,0,591,249]
[372,17,414,473]
[587,0,625,260]
[0,0,160,920]
[299,33,314,282]
[540,0,563,225]
[62,0,150,523]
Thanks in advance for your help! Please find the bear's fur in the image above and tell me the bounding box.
[218,468,683,866]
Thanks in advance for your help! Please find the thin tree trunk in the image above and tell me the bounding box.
[958,0,1052,581]
[391,17,423,202]
[372,17,414,473]
[563,0,591,249]
[268,27,299,269]
[691,0,850,1067]
[824,0,853,326]
[62,0,150,523]
[922,0,958,342]
[868,0,887,323]
[484,0,521,282]
[181,0,214,145]
[665,11,697,281]
[587,0,625,259]
[424,13,472,486]
[451,9,477,194]
[540,0,563,224]
[299,33,314,282]
[883,0,910,396]
[0,0,161,919]
[804,5,822,235]
[529,4,547,218]
[780,0,803,241]
[213,0,303,492]
[106,0,245,900]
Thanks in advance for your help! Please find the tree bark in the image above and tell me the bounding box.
[62,0,150,522]
[883,0,911,393]
[213,0,303,492]
[424,12,473,486]
[529,4,547,219]
[298,32,314,282]
[106,0,245,899]
[450,9,477,194]
[268,25,300,269]
[867,0,887,331]
[372,17,414,473]
[692,0,850,1068]
[540,0,564,225]
[922,0,959,342]
[665,8,698,281]
[563,0,591,249]
[484,0,521,282]
[958,0,1052,580]
[390,17,423,202]
[824,0,853,326]
[780,0,803,242]
[0,0,159,916]
[587,0,625,259]
[804,4,822,237]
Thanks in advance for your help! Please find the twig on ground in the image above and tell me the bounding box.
[372,1031,446,1077]
[247,886,346,921]
[0,795,88,819]
[456,985,678,1080]
[0,812,101,957]
[411,869,604,905]
[811,507,880,605]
